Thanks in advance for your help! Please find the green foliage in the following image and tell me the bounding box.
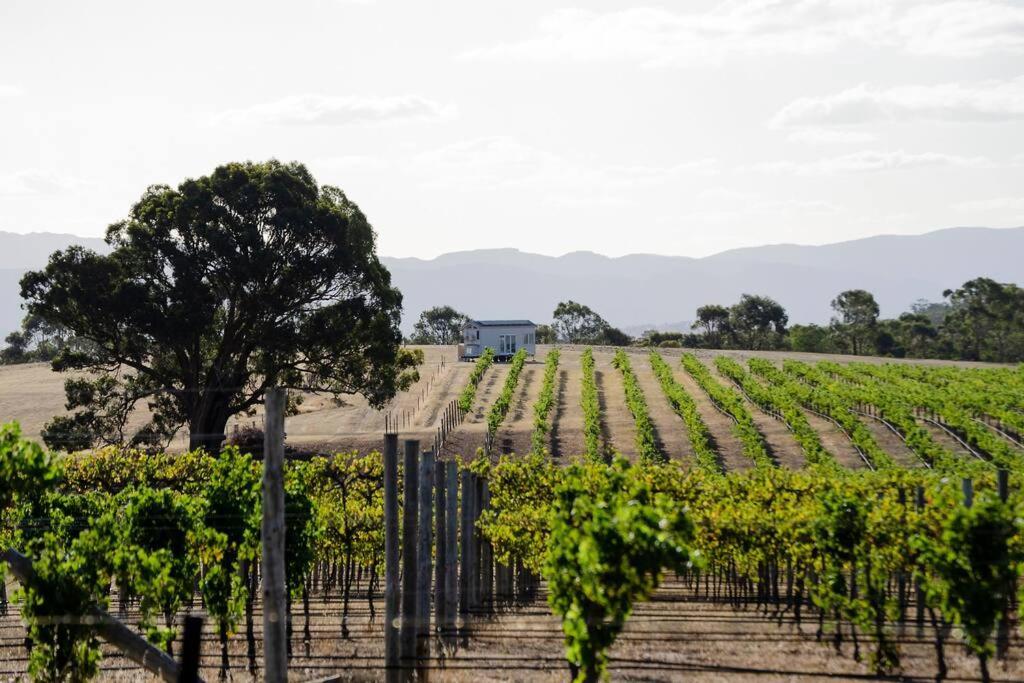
[579,348,605,463]
[20,160,418,451]
[19,530,109,683]
[531,349,561,454]
[486,348,528,439]
[1,422,60,509]
[409,306,469,345]
[103,488,203,652]
[457,347,495,412]
[611,350,663,464]
[552,301,610,344]
[649,352,720,473]
[284,463,319,597]
[199,447,261,643]
[544,457,696,682]
[912,494,1023,678]
[753,359,894,470]
[682,354,772,467]
[478,452,560,574]
[714,356,836,469]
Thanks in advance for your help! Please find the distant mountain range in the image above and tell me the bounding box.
[2,227,1023,338]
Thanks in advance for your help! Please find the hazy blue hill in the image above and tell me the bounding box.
[2,227,1022,337]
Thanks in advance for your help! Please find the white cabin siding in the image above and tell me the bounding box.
[460,321,537,359]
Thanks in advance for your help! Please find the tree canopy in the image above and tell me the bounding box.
[551,301,630,346]
[729,294,788,350]
[21,160,420,452]
[409,306,469,345]
[830,289,880,355]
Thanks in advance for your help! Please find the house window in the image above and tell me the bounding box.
[499,334,517,354]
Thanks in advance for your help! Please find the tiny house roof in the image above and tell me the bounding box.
[465,320,535,327]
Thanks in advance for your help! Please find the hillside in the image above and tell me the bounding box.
[2,226,1022,336]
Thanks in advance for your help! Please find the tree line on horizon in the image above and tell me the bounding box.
[401,276,1024,364]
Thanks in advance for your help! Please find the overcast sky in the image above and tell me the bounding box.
[1,0,1022,258]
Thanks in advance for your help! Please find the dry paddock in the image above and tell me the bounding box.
[0,344,1002,468]
[3,574,1023,682]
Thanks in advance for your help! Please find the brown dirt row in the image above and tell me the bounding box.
[1,345,1016,474]
[703,360,806,470]
[3,575,1020,682]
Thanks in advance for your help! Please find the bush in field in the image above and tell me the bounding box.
[545,457,696,682]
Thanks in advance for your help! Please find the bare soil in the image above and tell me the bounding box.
[3,574,1020,682]
[0,345,1013,473]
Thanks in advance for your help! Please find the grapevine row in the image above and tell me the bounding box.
[714,356,836,468]
[456,347,495,412]
[579,348,604,463]
[681,354,773,468]
[747,358,893,470]
[485,348,528,439]
[530,349,561,455]
[649,352,721,473]
[611,350,663,464]
[843,363,1022,471]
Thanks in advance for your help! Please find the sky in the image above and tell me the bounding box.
[1,0,1022,259]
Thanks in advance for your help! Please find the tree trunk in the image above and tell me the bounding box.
[188,406,231,453]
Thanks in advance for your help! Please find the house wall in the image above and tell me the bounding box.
[462,325,536,357]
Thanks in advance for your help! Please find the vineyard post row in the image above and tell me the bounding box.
[377,429,537,680]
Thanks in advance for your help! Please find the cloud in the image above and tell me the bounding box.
[212,94,455,126]
[954,197,1024,212]
[408,137,718,199]
[786,128,877,144]
[318,137,718,206]
[0,85,23,97]
[890,1,1024,57]
[461,2,1024,68]
[0,170,87,196]
[751,150,991,175]
[772,78,1024,128]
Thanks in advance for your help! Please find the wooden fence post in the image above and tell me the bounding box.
[383,433,400,683]
[400,439,420,678]
[434,459,447,644]
[416,450,435,680]
[178,615,203,683]
[962,478,974,508]
[480,477,493,615]
[997,469,1011,661]
[914,485,925,637]
[444,460,458,646]
[459,469,475,639]
[262,387,288,683]
[472,473,483,610]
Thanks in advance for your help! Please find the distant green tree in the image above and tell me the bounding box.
[909,299,952,327]
[728,294,788,350]
[600,326,632,347]
[787,324,833,353]
[552,301,610,344]
[1,314,88,365]
[830,289,880,355]
[409,306,469,345]
[691,305,730,348]
[939,278,1024,362]
[891,312,939,358]
[535,324,557,344]
[21,160,420,452]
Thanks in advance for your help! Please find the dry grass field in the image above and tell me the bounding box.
[0,344,998,468]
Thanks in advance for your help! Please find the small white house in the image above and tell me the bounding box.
[459,320,537,361]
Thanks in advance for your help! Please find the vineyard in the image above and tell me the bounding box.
[2,346,1024,681]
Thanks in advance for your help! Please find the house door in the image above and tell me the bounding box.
[499,334,517,354]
